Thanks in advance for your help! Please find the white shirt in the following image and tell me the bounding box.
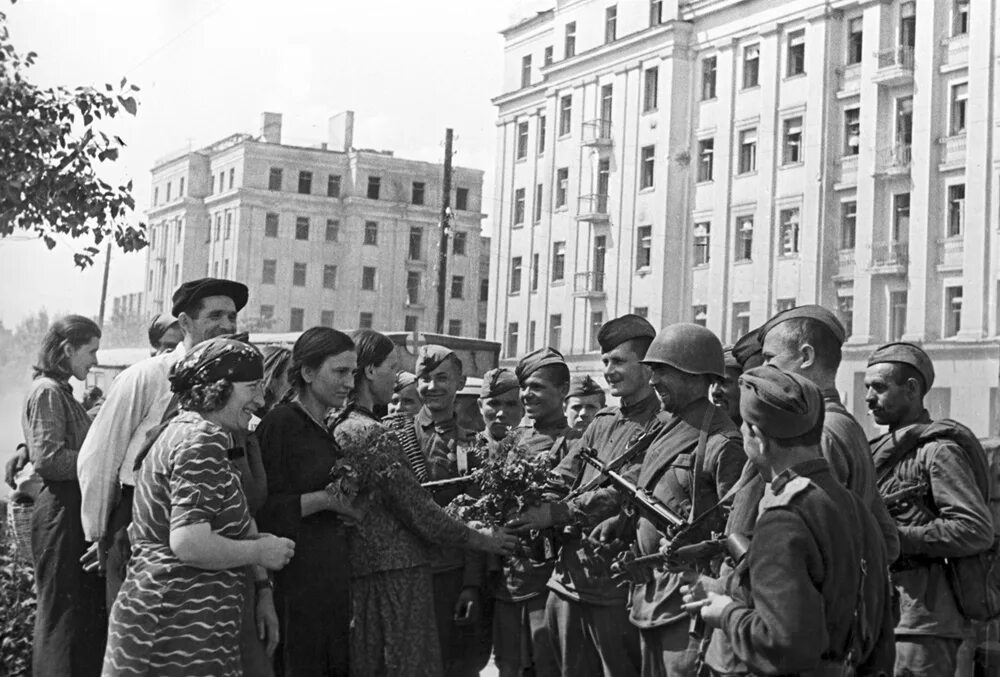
[77,344,186,542]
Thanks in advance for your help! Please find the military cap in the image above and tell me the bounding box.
[480,367,520,398]
[566,374,605,399]
[723,347,740,372]
[148,313,179,348]
[515,347,567,383]
[759,304,846,346]
[415,344,458,377]
[393,370,417,393]
[171,278,249,317]
[739,365,824,439]
[732,328,765,370]
[867,342,935,391]
[597,314,657,354]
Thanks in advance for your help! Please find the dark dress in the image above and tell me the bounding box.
[257,400,351,677]
[22,375,107,677]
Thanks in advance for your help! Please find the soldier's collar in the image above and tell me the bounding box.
[770,457,828,493]
[621,392,661,419]
[416,406,457,430]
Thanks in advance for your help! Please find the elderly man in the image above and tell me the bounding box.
[476,367,523,458]
[564,374,606,434]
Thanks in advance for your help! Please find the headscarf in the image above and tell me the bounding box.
[169,337,263,393]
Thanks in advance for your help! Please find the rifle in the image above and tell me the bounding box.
[610,532,750,583]
[882,481,929,511]
[564,422,663,501]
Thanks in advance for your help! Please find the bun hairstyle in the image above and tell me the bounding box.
[34,314,102,379]
[286,327,355,397]
[349,329,395,391]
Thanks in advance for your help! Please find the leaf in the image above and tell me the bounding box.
[117,95,137,115]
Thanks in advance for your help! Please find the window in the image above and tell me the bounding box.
[537,116,546,154]
[893,193,910,242]
[527,321,537,351]
[697,138,714,182]
[451,275,465,299]
[213,261,218,277]
[743,44,759,88]
[555,168,568,208]
[782,117,803,165]
[262,259,277,284]
[590,312,604,352]
[359,312,373,329]
[738,129,757,174]
[951,83,968,135]
[153,187,159,206]
[260,305,274,322]
[327,174,341,197]
[166,182,171,202]
[173,263,179,286]
[455,187,469,211]
[890,291,908,340]
[320,310,335,328]
[269,168,282,191]
[534,184,544,223]
[693,222,710,266]
[478,322,487,339]
[847,17,863,64]
[506,323,519,358]
[453,231,467,255]
[176,219,182,242]
[179,177,185,197]
[225,211,233,239]
[597,158,610,200]
[565,22,576,58]
[900,2,916,48]
[408,227,423,260]
[293,262,307,286]
[480,278,490,301]
[290,308,304,332]
[732,303,751,343]
[510,256,522,294]
[513,188,526,225]
[693,305,708,327]
[777,298,797,313]
[837,296,854,338]
[947,184,965,237]
[448,320,463,337]
[325,219,340,242]
[844,108,860,156]
[210,175,215,194]
[215,214,221,241]
[364,221,379,245]
[841,201,857,249]
[650,0,663,25]
[295,216,309,240]
[640,145,655,189]
[636,225,652,269]
[530,253,540,292]
[521,54,532,88]
[787,29,805,76]
[549,314,562,351]
[945,286,963,337]
[605,5,617,43]
[323,265,337,289]
[543,46,553,67]
[779,208,800,256]
[362,266,377,291]
[219,172,225,192]
[552,241,566,282]
[228,168,235,189]
[367,176,381,199]
[643,66,658,112]
[736,216,754,261]
[701,56,717,100]
[411,181,425,205]
[406,271,421,304]
[516,121,529,159]
[559,95,572,136]
[405,316,418,332]
[298,171,312,195]
[896,96,913,146]
[954,0,969,36]
[265,212,279,237]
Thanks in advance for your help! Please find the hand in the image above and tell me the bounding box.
[4,444,29,490]
[323,484,365,525]
[475,526,518,556]
[254,533,295,570]
[256,589,280,657]
[453,586,480,626]
[681,589,733,629]
[589,514,627,544]
[506,503,555,534]
[80,541,107,574]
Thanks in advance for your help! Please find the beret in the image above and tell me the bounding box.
[171,278,249,317]
[867,342,935,391]
[597,314,657,354]
[515,347,567,383]
[723,348,740,372]
[480,367,520,398]
[732,329,765,370]
[393,370,417,393]
[415,344,457,377]
[566,374,605,399]
[148,313,179,347]
[759,304,846,346]
[739,365,824,439]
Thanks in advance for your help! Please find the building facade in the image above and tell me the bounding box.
[489,0,1000,436]
[144,112,489,338]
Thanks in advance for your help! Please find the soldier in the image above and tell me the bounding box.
[476,367,523,458]
[510,313,659,677]
[564,374,606,434]
[865,342,994,676]
[632,323,746,677]
[685,365,894,676]
[710,349,743,426]
[387,370,421,417]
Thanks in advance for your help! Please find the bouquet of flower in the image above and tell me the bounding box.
[326,457,362,502]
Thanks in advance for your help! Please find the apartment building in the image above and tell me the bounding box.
[490,0,1000,436]
[144,112,489,338]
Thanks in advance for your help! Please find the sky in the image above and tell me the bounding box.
[0,0,547,328]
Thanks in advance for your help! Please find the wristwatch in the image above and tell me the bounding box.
[254,577,273,593]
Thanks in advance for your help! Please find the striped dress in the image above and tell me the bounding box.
[103,411,252,676]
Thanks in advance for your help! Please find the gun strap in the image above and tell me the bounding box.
[688,407,714,522]
[568,417,668,498]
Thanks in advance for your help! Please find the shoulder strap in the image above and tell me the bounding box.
[688,406,716,521]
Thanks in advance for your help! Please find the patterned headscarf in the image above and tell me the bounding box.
[169,337,264,393]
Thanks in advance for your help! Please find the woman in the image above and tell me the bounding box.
[22,314,105,676]
[329,329,517,676]
[103,338,295,676]
[256,328,363,676]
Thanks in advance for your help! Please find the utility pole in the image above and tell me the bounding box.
[98,242,112,326]
[435,128,453,335]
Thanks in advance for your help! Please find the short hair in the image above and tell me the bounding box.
[34,314,102,378]
[527,363,571,388]
[288,327,355,392]
[777,318,842,372]
[179,379,233,413]
[886,362,927,397]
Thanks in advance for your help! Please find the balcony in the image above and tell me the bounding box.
[834,248,856,280]
[937,237,964,271]
[573,271,606,299]
[940,35,969,71]
[835,154,859,189]
[872,46,914,86]
[875,144,912,176]
[835,63,861,97]
[576,194,609,223]
[869,241,908,275]
[581,119,612,148]
[938,134,967,171]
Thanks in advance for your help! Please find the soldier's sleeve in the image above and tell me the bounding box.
[710,433,747,502]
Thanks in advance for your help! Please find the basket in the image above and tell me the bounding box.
[5,499,34,564]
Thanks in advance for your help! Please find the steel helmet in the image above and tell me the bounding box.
[640,323,725,378]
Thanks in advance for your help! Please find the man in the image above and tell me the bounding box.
[387,370,421,417]
[565,374,606,434]
[147,312,182,356]
[476,367,523,458]
[494,347,580,677]
[77,278,247,607]
[686,365,894,676]
[865,342,994,676]
[413,344,486,677]
[710,349,742,426]
[630,323,746,677]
